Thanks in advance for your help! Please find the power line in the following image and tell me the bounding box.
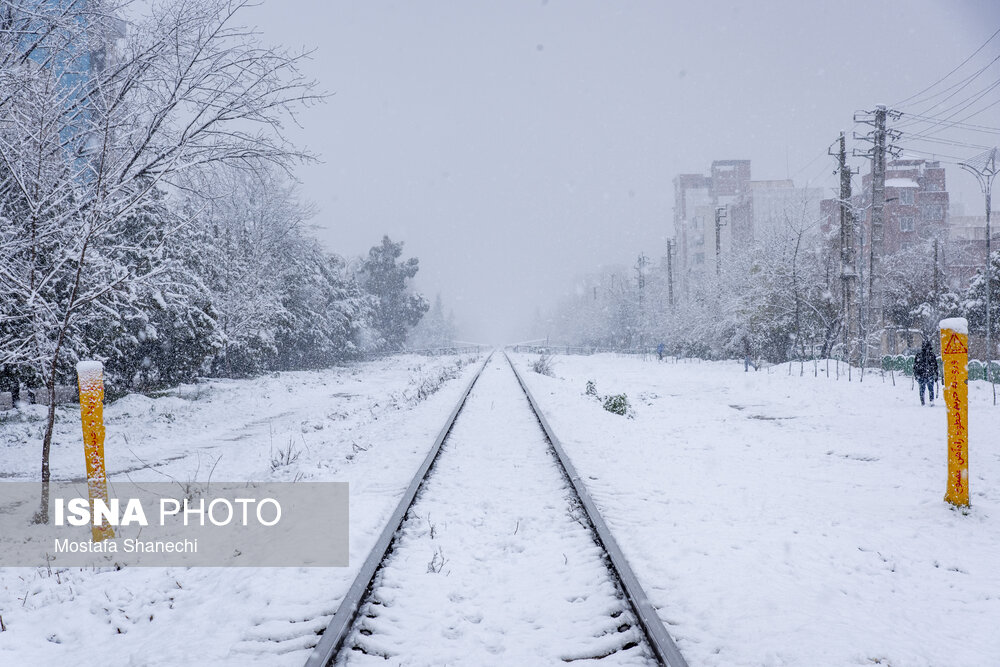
[789,147,831,182]
[893,25,1000,107]
[892,147,967,164]
[896,77,1000,141]
[896,134,993,152]
[895,112,1000,135]
[951,94,1000,127]
[898,74,1000,130]
[897,53,1000,115]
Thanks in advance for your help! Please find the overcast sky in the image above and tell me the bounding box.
[246,1,1000,344]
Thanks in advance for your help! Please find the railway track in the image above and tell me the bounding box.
[305,351,686,667]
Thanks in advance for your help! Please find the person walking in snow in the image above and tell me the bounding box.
[657,342,665,361]
[914,339,938,406]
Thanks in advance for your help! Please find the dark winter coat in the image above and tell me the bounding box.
[914,344,938,382]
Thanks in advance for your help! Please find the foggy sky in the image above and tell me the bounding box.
[247,1,1000,344]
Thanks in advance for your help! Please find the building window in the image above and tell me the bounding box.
[899,189,915,205]
[900,216,915,232]
[922,204,943,220]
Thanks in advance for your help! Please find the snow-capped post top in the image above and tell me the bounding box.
[76,360,103,378]
[76,360,104,392]
[939,318,969,335]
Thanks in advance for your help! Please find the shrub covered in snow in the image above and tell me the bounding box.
[602,393,632,417]
[532,354,555,377]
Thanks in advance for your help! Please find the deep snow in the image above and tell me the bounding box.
[4,350,998,666]
[511,353,1000,667]
[0,354,481,666]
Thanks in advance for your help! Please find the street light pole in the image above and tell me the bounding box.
[714,205,728,276]
[666,239,675,310]
[960,147,999,405]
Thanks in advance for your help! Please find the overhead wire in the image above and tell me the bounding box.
[892,26,1000,107]
[895,55,1000,123]
[950,95,1000,127]
[894,113,1000,135]
[895,134,993,152]
[891,147,966,164]
[895,75,1000,137]
[889,23,1000,170]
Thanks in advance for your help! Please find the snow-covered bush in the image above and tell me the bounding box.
[532,354,555,377]
[391,358,469,409]
[602,393,632,417]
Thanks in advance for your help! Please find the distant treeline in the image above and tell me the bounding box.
[547,224,999,364]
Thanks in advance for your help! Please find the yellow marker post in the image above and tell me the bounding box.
[939,318,970,508]
[76,361,115,542]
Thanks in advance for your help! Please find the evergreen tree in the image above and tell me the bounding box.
[961,250,1000,339]
[359,236,428,352]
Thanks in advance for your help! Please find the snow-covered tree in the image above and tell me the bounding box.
[547,191,842,365]
[881,240,957,349]
[0,0,319,522]
[358,236,428,352]
[960,250,1000,343]
[77,187,222,394]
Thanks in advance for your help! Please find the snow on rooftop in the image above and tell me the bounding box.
[940,317,968,334]
[885,178,919,188]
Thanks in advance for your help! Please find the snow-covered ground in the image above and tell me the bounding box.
[511,353,1000,667]
[5,351,998,666]
[340,356,652,666]
[0,354,481,666]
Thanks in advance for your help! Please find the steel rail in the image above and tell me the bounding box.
[505,351,689,667]
[305,352,493,667]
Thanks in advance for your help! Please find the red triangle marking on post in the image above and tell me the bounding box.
[942,333,967,354]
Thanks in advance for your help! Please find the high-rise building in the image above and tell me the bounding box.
[817,158,953,354]
[820,158,950,275]
[672,160,751,292]
[855,159,950,256]
[23,1,125,159]
[947,210,1000,289]
[672,160,826,295]
[748,180,824,241]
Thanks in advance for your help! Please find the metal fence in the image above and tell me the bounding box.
[405,346,487,357]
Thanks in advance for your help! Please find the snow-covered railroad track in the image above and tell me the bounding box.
[306,353,686,667]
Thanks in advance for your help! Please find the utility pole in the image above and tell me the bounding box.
[933,238,941,352]
[635,253,649,349]
[959,147,998,404]
[666,239,675,310]
[933,238,940,304]
[854,105,901,363]
[714,205,728,276]
[636,253,648,291]
[831,131,858,370]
